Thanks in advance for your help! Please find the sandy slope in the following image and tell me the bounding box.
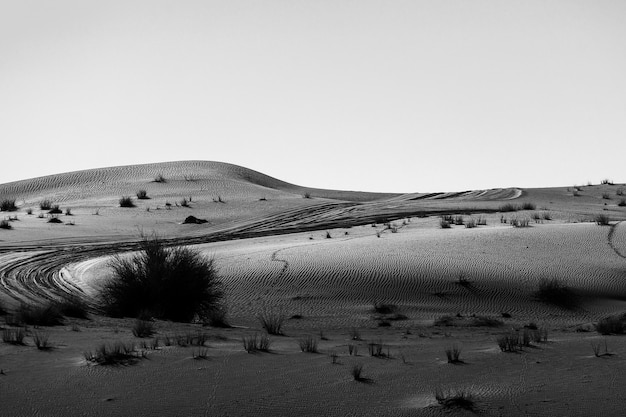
[1,161,626,416]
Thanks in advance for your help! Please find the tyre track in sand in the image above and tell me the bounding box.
[0,200,503,307]
[608,221,626,260]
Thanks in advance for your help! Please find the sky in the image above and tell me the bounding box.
[1,0,625,193]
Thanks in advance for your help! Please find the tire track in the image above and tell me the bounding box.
[608,221,626,259]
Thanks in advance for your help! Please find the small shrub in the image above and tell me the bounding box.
[0,199,17,212]
[33,331,51,350]
[203,303,229,328]
[497,332,521,352]
[132,319,155,338]
[439,219,451,229]
[351,364,364,381]
[303,192,311,199]
[55,296,89,319]
[298,335,319,353]
[434,388,475,411]
[602,193,611,200]
[192,347,209,359]
[325,230,331,239]
[499,203,519,212]
[373,303,397,315]
[476,216,487,225]
[465,218,476,228]
[84,341,140,365]
[49,205,62,214]
[47,215,63,224]
[542,212,552,220]
[445,344,462,363]
[535,278,575,308]
[26,208,33,215]
[453,216,464,225]
[521,202,536,210]
[349,328,361,341]
[595,315,625,335]
[618,199,626,207]
[39,200,53,210]
[594,214,610,225]
[0,220,11,230]
[64,207,72,215]
[136,190,149,199]
[242,334,271,352]
[257,309,286,335]
[153,174,166,183]
[617,188,625,196]
[330,351,338,364]
[15,303,64,326]
[601,179,614,185]
[119,196,135,208]
[511,218,530,228]
[433,315,455,326]
[180,198,190,207]
[471,316,503,327]
[367,340,386,357]
[2,328,26,345]
[348,343,358,356]
[591,339,612,357]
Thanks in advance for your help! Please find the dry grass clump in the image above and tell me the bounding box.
[594,214,610,225]
[39,199,53,210]
[257,309,286,335]
[119,196,135,208]
[84,341,143,365]
[445,344,462,363]
[535,278,575,308]
[48,205,62,214]
[0,219,11,230]
[618,199,626,207]
[103,235,223,322]
[2,327,26,345]
[136,189,149,199]
[47,215,63,224]
[33,331,51,350]
[595,314,626,335]
[15,303,64,326]
[351,363,365,381]
[242,333,271,353]
[367,340,389,358]
[153,174,167,183]
[298,335,319,353]
[132,319,155,338]
[511,218,530,227]
[434,388,476,411]
[499,203,519,212]
[496,332,522,352]
[521,202,536,210]
[0,199,17,212]
[439,218,451,229]
[591,339,613,357]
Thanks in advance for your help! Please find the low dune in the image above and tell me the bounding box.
[1,161,626,416]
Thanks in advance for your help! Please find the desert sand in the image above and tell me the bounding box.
[1,161,626,416]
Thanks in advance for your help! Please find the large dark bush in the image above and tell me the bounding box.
[102,237,223,322]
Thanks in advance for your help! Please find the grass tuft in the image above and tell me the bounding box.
[594,214,610,225]
[33,331,51,350]
[2,327,26,345]
[298,335,319,353]
[535,278,575,308]
[132,319,155,338]
[257,309,286,335]
[0,199,17,212]
[136,190,149,199]
[119,196,135,208]
[434,388,476,411]
[84,341,141,365]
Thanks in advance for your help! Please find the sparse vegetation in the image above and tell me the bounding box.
[595,214,610,225]
[439,219,451,229]
[601,179,614,185]
[0,199,17,212]
[102,235,223,322]
[499,203,519,212]
[33,331,51,350]
[84,341,142,365]
[47,215,63,224]
[367,340,388,358]
[535,278,575,308]
[132,319,155,338]
[180,198,190,207]
[434,388,476,411]
[521,202,536,210]
[119,196,135,208]
[242,334,271,352]
[55,295,89,319]
[298,335,319,353]
[136,190,149,199]
[511,218,530,227]
[303,192,311,199]
[64,208,72,215]
[602,193,611,200]
[2,327,26,345]
[257,309,286,335]
[497,332,521,352]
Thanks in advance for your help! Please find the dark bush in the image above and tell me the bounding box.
[499,203,519,212]
[0,219,11,230]
[521,202,536,210]
[119,196,135,208]
[596,315,626,335]
[594,214,610,225]
[102,236,224,322]
[0,199,17,212]
[39,200,53,210]
[535,278,575,308]
[49,205,62,214]
[15,303,64,326]
[55,295,89,318]
[136,190,149,199]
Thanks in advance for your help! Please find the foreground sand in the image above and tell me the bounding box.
[1,161,626,416]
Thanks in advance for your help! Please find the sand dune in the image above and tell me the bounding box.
[1,161,626,416]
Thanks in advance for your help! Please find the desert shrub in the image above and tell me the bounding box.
[84,341,141,365]
[499,203,519,212]
[0,220,11,230]
[2,327,26,345]
[49,205,62,214]
[257,309,286,335]
[303,192,311,199]
[298,335,319,353]
[471,316,503,327]
[618,199,626,207]
[434,388,475,411]
[521,202,536,210]
[15,303,64,326]
[602,193,611,200]
[153,174,166,183]
[367,340,387,357]
[444,344,462,363]
[242,334,271,352]
[26,208,33,215]
[64,208,72,215]
[439,219,451,229]
[33,331,51,350]
[47,215,63,224]
[119,196,135,208]
[203,303,229,327]
[535,278,575,308]
[594,214,610,225]
[591,339,612,357]
[465,218,476,228]
[542,212,552,220]
[601,179,614,185]
[136,190,149,199]
[55,295,89,319]
[497,332,521,352]
[476,216,487,225]
[595,315,625,335]
[102,236,224,322]
[373,303,397,315]
[453,216,464,225]
[351,364,364,381]
[39,200,52,210]
[180,198,190,207]
[617,188,625,196]
[132,319,155,338]
[511,218,530,228]
[0,199,17,212]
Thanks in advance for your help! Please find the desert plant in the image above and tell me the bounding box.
[242,334,271,352]
[48,205,62,214]
[298,335,319,353]
[618,199,626,207]
[303,192,311,199]
[33,331,51,350]
[349,328,361,341]
[39,200,52,210]
[453,216,464,225]
[119,196,135,208]
[192,347,209,359]
[367,340,386,357]
[347,343,358,356]
[601,179,614,185]
[471,316,503,327]
[465,218,476,228]
[136,190,149,199]
[84,341,140,365]
[591,339,612,357]
[2,327,26,345]
[499,203,519,212]
[521,202,536,210]
[132,319,155,338]
[330,351,338,364]
[496,332,521,352]
[153,174,166,183]
[257,308,286,335]
[25,208,33,215]
[15,303,64,326]
[617,188,625,196]
[0,199,17,212]
[325,230,331,239]
[434,388,475,411]
[542,212,552,220]
[511,218,530,228]
[439,219,451,229]
[373,303,397,315]
[203,303,229,327]
[0,219,11,230]
[102,235,224,322]
[595,315,625,335]
[351,363,364,381]
[535,278,575,308]
[602,193,611,200]
[47,215,63,224]
[595,214,610,225]
[445,344,462,363]
[55,295,89,319]
[180,198,190,207]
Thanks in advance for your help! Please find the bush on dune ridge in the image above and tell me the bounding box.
[102,235,224,322]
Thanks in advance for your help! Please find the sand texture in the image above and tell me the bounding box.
[1,161,626,416]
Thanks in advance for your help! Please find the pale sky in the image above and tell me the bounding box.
[1,1,625,193]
